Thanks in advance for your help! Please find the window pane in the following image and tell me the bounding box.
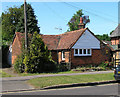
[75,49,78,54]
[63,51,65,58]
[87,49,90,54]
[79,49,82,54]
[83,49,86,54]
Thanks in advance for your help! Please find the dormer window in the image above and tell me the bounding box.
[74,49,92,56]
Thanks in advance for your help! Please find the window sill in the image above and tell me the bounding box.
[74,54,91,56]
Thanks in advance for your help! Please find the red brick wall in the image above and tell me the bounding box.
[51,51,58,62]
[12,36,22,64]
[57,51,70,64]
[71,45,111,67]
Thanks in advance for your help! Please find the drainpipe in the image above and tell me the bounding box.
[69,49,72,70]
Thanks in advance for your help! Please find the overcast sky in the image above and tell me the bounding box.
[1,1,119,35]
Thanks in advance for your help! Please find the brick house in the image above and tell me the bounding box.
[12,18,111,68]
[110,24,120,66]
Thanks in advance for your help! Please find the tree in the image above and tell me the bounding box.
[23,32,55,73]
[96,34,110,41]
[1,6,22,43]
[16,3,40,34]
[110,30,114,35]
[67,10,90,31]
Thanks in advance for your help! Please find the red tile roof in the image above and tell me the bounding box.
[57,28,86,50]
[15,28,88,50]
[41,35,61,50]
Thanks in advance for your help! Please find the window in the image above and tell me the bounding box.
[79,49,82,54]
[62,51,65,60]
[74,48,91,56]
[83,49,86,54]
[87,49,90,54]
[75,49,78,54]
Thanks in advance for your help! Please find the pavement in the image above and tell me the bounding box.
[2,80,34,92]
[1,70,116,93]
[2,70,113,81]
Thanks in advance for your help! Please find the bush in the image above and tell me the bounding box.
[57,63,70,72]
[14,32,56,73]
[43,61,57,72]
[14,55,25,73]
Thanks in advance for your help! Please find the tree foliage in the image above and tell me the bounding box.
[16,3,40,34]
[67,10,90,31]
[14,32,56,73]
[110,30,114,35]
[1,3,40,44]
[1,6,22,43]
[96,34,110,41]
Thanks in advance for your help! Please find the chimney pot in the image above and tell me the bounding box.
[80,17,83,24]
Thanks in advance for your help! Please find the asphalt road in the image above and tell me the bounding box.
[2,83,120,95]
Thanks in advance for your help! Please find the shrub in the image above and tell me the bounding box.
[43,60,57,72]
[14,32,56,73]
[57,63,70,72]
[14,55,25,73]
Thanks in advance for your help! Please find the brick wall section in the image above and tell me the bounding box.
[51,51,58,62]
[57,51,70,63]
[71,45,111,67]
[12,36,22,64]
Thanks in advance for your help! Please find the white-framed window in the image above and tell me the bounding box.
[62,51,65,60]
[74,48,92,56]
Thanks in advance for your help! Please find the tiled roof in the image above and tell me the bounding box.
[57,28,86,50]
[15,28,91,50]
[102,41,111,45]
[110,45,118,51]
[41,35,61,50]
[15,32,32,47]
[15,32,25,46]
[110,24,120,38]
[15,32,61,50]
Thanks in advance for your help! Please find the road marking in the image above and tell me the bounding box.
[1,83,118,95]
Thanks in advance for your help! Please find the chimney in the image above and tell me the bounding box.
[78,17,85,29]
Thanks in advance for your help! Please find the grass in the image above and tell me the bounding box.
[19,70,83,76]
[0,70,13,77]
[27,73,114,89]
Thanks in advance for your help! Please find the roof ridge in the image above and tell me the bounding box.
[59,28,87,35]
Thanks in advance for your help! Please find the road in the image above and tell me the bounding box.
[2,83,120,95]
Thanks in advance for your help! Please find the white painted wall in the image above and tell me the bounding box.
[72,29,100,49]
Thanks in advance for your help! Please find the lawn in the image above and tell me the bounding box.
[27,73,114,89]
[0,70,13,77]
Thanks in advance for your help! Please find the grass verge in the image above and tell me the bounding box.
[0,70,13,77]
[19,70,83,76]
[27,73,114,89]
